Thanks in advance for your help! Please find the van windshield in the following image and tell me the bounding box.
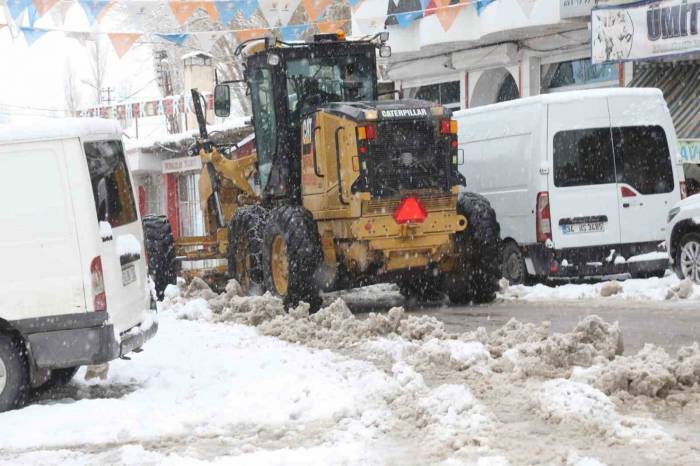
[84,140,138,228]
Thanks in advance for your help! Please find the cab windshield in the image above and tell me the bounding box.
[286,53,375,123]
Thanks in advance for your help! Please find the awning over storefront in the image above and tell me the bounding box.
[628,63,700,139]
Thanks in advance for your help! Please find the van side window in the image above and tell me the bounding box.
[553,128,615,187]
[84,140,138,228]
[612,126,674,195]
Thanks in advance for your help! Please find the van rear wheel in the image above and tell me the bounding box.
[143,215,177,300]
[0,333,29,413]
[502,241,529,285]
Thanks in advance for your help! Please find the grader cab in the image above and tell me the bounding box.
[145,32,502,308]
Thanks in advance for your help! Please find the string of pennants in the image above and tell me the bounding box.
[76,92,213,120]
[0,0,493,58]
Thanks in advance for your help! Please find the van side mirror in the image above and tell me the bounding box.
[214,84,231,117]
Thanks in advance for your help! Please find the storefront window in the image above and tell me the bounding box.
[406,81,460,109]
[177,173,204,237]
[542,58,619,92]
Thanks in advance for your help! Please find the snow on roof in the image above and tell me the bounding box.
[181,51,213,61]
[0,118,122,144]
[124,116,250,152]
[454,88,664,117]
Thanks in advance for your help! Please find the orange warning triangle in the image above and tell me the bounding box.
[32,0,60,17]
[108,33,141,58]
[316,19,347,34]
[303,0,332,21]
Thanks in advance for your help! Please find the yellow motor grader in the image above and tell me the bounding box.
[144,32,501,309]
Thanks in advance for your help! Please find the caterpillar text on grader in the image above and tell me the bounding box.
[144,32,502,309]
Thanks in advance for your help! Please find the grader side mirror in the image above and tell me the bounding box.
[214,84,231,117]
[379,45,392,58]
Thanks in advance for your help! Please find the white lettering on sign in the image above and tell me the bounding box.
[379,108,429,118]
[162,156,203,174]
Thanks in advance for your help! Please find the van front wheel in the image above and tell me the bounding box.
[0,333,29,413]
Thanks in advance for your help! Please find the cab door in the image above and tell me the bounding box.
[607,94,681,245]
[547,100,622,251]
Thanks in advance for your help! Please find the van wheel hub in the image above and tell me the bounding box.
[271,235,289,296]
[0,357,7,395]
[680,239,700,283]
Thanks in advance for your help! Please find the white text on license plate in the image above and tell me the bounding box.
[122,264,137,286]
[561,222,605,234]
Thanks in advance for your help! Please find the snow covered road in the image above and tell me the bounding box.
[1,278,699,465]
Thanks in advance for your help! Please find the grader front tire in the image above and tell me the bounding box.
[143,215,177,300]
[228,205,268,293]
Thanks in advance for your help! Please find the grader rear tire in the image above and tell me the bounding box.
[262,206,323,310]
[228,205,268,293]
[444,193,501,304]
[143,215,177,300]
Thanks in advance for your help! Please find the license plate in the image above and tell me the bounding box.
[121,264,137,286]
[561,222,605,234]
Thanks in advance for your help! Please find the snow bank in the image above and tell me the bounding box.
[500,275,699,302]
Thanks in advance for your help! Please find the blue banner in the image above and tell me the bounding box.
[20,27,48,45]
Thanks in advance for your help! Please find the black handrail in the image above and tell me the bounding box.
[334,127,349,205]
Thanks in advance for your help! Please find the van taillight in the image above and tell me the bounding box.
[90,256,107,312]
[680,181,687,199]
[536,191,552,243]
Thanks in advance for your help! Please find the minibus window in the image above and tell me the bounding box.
[84,140,138,227]
[612,126,674,195]
[553,128,615,188]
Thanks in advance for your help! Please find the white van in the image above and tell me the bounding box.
[0,118,157,411]
[454,88,686,283]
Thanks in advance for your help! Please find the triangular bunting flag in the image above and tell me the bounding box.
[386,0,422,28]
[78,0,111,25]
[316,19,347,34]
[235,27,268,43]
[475,0,495,15]
[517,0,536,18]
[434,0,461,32]
[214,1,238,25]
[156,33,189,45]
[422,0,436,16]
[27,3,39,26]
[196,31,223,52]
[279,23,308,41]
[6,0,32,22]
[302,0,331,22]
[20,26,47,45]
[31,0,59,17]
[169,1,218,26]
[108,32,141,58]
[49,0,74,27]
[259,0,301,27]
[239,0,258,19]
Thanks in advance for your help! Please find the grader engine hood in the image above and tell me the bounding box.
[323,99,465,198]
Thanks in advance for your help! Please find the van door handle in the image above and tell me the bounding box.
[623,203,630,208]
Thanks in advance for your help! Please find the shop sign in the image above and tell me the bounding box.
[592,0,700,64]
[680,139,700,163]
[162,156,202,174]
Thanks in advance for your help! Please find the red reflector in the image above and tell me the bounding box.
[680,181,687,199]
[359,146,367,155]
[365,124,376,140]
[440,120,451,135]
[90,256,107,312]
[393,197,427,224]
[450,139,458,149]
[550,261,559,273]
[621,186,636,198]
